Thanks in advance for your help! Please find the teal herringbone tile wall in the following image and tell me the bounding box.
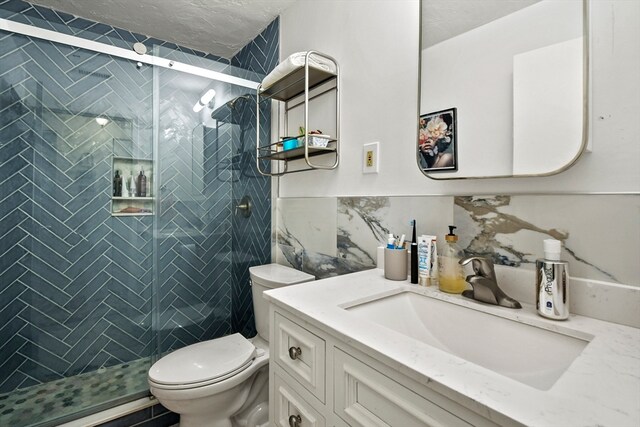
[231,18,278,337]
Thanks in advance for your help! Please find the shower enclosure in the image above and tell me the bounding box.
[0,17,272,426]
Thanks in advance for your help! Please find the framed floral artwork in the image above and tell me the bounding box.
[418,108,458,172]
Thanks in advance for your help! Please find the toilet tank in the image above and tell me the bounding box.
[249,264,314,341]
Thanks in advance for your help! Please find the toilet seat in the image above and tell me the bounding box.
[149,358,255,390]
[149,333,256,390]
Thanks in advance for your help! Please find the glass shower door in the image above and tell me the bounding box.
[152,58,260,355]
[0,32,155,426]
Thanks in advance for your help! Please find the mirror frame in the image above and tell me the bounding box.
[416,0,590,180]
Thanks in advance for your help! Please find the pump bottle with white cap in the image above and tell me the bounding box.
[536,239,570,320]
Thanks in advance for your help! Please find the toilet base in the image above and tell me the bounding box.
[180,414,233,427]
[232,369,269,427]
[237,402,268,427]
[153,364,269,427]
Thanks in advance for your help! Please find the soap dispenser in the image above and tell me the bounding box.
[438,226,467,294]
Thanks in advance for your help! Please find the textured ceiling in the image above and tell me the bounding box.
[25,0,297,59]
[423,0,541,47]
[25,1,543,57]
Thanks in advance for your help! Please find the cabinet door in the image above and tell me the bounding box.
[334,348,472,427]
[274,312,326,402]
[274,372,326,427]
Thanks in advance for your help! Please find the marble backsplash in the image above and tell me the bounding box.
[275,195,639,287]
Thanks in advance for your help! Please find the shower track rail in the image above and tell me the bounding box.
[0,17,260,90]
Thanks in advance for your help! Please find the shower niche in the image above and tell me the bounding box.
[111,156,154,216]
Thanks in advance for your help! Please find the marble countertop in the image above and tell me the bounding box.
[264,268,640,427]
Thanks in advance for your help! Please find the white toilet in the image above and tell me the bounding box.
[148,264,314,427]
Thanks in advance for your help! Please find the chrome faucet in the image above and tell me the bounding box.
[459,257,522,309]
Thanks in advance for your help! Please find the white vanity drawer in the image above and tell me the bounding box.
[274,372,326,427]
[274,312,326,403]
[334,348,473,427]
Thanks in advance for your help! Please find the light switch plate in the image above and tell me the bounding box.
[363,142,379,174]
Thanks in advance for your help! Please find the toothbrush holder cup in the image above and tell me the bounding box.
[384,248,408,281]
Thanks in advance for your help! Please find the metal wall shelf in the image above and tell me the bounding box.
[256,51,340,176]
[259,67,337,102]
[259,141,337,162]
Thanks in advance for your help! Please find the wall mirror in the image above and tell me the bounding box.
[418,0,589,179]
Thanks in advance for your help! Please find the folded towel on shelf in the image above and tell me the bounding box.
[260,51,337,91]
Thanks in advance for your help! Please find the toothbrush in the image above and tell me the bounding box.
[397,234,406,249]
[410,220,418,283]
[411,219,417,243]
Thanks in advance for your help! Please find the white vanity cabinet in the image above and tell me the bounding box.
[272,372,326,427]
[273,313,326,403]
[266,268,640,427]
[269,307,501,427]
[270,311,327,427]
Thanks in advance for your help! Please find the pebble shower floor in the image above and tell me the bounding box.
[0,358,149,426]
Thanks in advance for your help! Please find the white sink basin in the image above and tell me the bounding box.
[345,291,591,390]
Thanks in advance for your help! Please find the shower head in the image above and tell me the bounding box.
[210,94,253,124]
[228,94,252,109]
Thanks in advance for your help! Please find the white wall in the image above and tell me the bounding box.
[277,0,640,197]
[513,37,583,175]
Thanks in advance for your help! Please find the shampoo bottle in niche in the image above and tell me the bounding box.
[136,169,147,197]
[128,171,136,197]
[121,172,130,198]
[438,226,466,294]
[113,170,122,197]
[536,239,570,320]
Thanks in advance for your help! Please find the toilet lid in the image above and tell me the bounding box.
[249,264,314,288]
[148,333,256,386]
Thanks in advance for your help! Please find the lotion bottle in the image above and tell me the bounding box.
[438,226,466,294]
[536,239,570,320]
[417,235,432,286]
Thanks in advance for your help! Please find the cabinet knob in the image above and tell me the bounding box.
[288,346,302,360]
[288,414,302,427]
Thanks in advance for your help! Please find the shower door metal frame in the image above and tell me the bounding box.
[0,18,259,91]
